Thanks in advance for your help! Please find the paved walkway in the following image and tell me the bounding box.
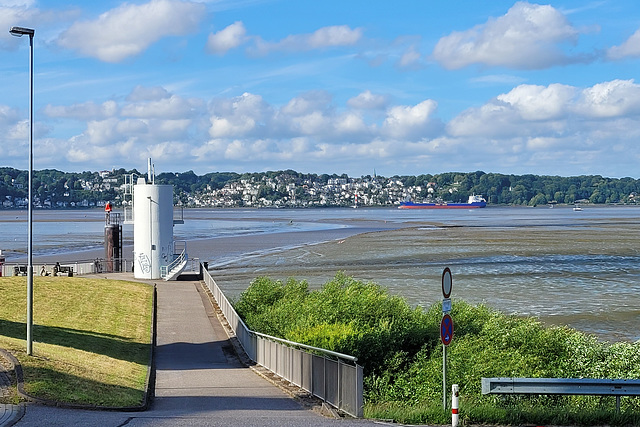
[3,275,384,426]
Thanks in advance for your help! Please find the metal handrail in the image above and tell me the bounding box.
[167,241,187,272]
[201,264,363,417]
[252,330,358,363]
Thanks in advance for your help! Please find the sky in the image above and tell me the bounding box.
[1,0,640,178]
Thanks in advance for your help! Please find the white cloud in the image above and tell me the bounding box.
[574,79,640,118]
[145,140,191,163]
[66,136,139,164]
[281,91,332,116]
[207,21,248,54]
[122,94,203,119]
[2,1,35,6]
[115,118,149,135]
[497,83,576,121]
[307,25,362,48]
[347,90,389,110]
[252,25,362,55]
[432,1,580,70]
[21,76,640,178]
[290,111,330,135]
[397,45,422,68]
[608,28,640,60]
[443,79,640,176]
[0,104,20,125]
[447,102,520,138]
[208,92,271,138]
[335,113,367,134]
[7,119,29,140]
[382,100,440,139]
[155,119,191,135]
[56,0,205,62]
[84,118,123,145]
[209,116,256,138]
[43,100,118,120]
[448,83,581,138]
[210,92,271,116]
[469,74,527,86]
[126,85,171,102]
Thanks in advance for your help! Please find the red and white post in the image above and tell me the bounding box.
[451,384,459,427]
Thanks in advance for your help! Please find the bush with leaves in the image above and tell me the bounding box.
[234,273,640,424]
[234,272,435,376]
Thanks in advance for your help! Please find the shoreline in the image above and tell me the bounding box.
[4,208,640,343]
[209,220,640,343]
[8,219,406,266]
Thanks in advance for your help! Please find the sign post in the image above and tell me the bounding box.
[440,267,453,410]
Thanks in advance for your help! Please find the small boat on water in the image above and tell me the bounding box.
[398,194,487,209]
[573,205,583,211]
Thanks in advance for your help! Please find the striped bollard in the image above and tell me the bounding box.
[452,384,459,427]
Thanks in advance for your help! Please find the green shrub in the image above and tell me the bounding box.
[235,272,434,374]
[234,273,640,425]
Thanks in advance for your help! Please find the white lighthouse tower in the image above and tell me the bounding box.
[125,159,187,280]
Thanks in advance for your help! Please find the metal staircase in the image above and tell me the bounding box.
[123,173,136,225]
[161,241,188,281]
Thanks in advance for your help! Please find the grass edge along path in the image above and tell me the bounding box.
[0,276,154,408]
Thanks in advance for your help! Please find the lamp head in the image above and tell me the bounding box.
[9,26,34,37]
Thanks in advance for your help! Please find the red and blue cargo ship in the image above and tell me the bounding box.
[398,195,487,209]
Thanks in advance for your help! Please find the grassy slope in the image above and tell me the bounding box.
[0,276,153,407]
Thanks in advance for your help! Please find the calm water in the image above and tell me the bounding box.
[3,205,639,257]
[2,206,640,341]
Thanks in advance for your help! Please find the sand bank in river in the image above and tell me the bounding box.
[210,217,640,342]
[17,219,402,265]
[10,212,640,341]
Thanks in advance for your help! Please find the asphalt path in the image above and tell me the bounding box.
[10,275,394,427]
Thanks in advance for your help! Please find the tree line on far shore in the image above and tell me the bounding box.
[1,166,639,207]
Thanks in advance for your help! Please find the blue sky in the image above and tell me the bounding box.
[1,0,640,178]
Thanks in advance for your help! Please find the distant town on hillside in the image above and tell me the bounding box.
[1,167,639,209]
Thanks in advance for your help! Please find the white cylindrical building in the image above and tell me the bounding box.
[133,177,174,279]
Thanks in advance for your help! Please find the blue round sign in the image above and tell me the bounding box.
[441,314,454,346]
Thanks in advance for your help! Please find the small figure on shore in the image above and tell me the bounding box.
[40,265,48,276]
[53,262,60,276]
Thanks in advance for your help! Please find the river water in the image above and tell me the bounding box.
[2,205,640,342]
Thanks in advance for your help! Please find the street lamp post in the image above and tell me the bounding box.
[10,26,35,356]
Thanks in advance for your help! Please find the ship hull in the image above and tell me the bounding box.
[398,201,486,209]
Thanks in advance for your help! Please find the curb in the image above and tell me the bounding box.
[0,283,157,413]
[0,349,24,427]
[0,403,24,427]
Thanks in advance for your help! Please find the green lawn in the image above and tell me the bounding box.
[0,276,154,407]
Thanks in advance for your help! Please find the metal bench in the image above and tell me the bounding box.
[56,266,73,276]
[13,266,27,276]
[482,377,640,412]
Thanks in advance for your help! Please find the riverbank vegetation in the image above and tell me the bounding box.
[0,277,153,407]
[2,166,640,208]
[234,273,640,425]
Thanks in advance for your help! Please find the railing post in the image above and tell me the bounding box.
[338,358,342,408]
[324,356,327,403]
